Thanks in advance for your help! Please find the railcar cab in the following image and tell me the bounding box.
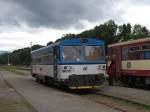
[57,38,106,89]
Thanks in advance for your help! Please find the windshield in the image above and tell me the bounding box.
[62,46,84,62]
[62,45,105,62]
[85,46,105,61]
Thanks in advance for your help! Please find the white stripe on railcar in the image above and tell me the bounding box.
[32,64,106,80]
[122,60,150,70]
[57,64,106,79]
[32,65,54,77]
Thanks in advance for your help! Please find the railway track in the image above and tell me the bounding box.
[31,81,129,112]
[3,68,150,112]
[69,89,150,112]
[80,93,150,112]
[82,95,128,112]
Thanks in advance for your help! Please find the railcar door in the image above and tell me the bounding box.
[53,46,58,80]
[115,47,122,77]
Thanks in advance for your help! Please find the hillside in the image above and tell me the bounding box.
[0,51,9,55]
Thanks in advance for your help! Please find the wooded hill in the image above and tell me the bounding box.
[0,45,43,66]
[55,20,150,44]
[0,20,150,66]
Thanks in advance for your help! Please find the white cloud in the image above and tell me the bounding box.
[0,26,83,51]
[122,5,150,28]
[1,0,150,51]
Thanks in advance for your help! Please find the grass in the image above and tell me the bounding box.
[0,66,37,112]
[15,65,31,71]
[0,95,37,112]
[0,66,29,75]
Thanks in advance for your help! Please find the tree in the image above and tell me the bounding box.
[118,23,132,41]
[55,33,76,42]
[32,45,44,51]
[0,45,43,66]
[62,33,76,39]
[133,24,149,38]
[133,24,143,35]
[58,20,118,44]
[126,23,131,34]
[99,20,118,43]
[47,41,53,46]
[0,53,9,65]
[141,27,149,36]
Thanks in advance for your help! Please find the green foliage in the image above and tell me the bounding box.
[0,20,150,66]
[118,23,132,41]
[133,24,149,37]
[56,20,118,44]
[55,33,76,42]
[32,45,44,50]
[58,20,149,43]
[0,45,43,66]
[0,53,9,65]
[47,41,53,46]
[10,48,31,65]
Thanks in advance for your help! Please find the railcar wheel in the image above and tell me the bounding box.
[35,75,40,82]
[44,76,49,85]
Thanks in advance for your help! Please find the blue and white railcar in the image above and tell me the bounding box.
[31,38,106,89]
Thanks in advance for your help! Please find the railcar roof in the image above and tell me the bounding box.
[59,38,104,45]
[108,37,150,47]
[31,38,104,54]
[31,42,60,54]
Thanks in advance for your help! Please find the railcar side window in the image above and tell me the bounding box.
[142,45,150,50]
[144,51,150,59]
[142,44,150,59]
[31,47,53,65]
[122,47,128,60]
[41,54,53,64]
[128,51,141,60]
[36,57,41,64]
[130,46,140,51]
[32,57,36,64]
[41,55,49,64]
[128,46,141,60]
[49,54,53,64]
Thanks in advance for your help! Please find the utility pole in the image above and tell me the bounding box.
[7,53,10,66]
[30,42,32,70]
[30,42,32,52]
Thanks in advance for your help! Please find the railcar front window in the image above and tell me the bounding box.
[63,46,84,62]
[85,46,104,61]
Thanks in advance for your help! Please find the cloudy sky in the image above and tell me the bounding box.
[0,0,150,51]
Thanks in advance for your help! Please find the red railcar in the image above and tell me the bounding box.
[108,37,150,86]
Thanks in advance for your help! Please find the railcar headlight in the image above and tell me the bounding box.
[102,65,106,69]
[97,65,106,70]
